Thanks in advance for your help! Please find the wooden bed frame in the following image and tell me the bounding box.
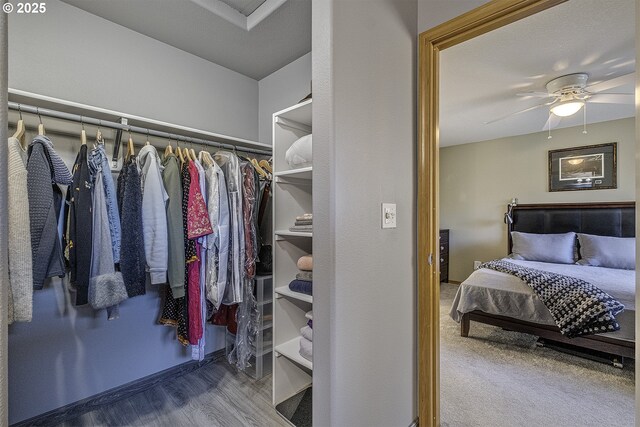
[460,201,636,361]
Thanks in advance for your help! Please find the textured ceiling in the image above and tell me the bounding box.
[440,0,635,147]
[60,0,311,80]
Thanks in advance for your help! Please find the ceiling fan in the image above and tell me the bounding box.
[485,72,635,130]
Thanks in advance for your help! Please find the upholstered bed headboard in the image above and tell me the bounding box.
[507,202,635,254]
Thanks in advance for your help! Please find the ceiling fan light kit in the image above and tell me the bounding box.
[550,99,584,117]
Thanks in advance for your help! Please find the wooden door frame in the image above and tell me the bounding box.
[417,1,567,425]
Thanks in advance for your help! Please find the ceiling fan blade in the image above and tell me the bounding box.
[542,114,562,131]
[586,72,635,93]
[484,101,554,125]
[588,93,634,104]
[516,91,553,98]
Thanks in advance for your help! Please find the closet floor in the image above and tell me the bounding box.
[52,360,289,427]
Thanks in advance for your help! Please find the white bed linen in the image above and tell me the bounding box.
[449,258,636,341]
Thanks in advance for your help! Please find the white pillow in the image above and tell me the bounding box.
[285,134,312,168]
[510,231,577,264]
[577,233,635,270]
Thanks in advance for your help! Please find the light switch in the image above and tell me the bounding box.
[382,203,397,229]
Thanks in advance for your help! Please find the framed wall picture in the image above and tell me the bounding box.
[548,143,617,192]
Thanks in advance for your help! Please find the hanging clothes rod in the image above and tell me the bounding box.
[7,101,273,156]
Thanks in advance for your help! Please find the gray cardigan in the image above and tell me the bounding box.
[27,136,71,289]
[162,154,185,298]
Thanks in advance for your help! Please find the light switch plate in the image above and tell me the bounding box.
[382,203,397,229]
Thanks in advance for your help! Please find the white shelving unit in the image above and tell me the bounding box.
[272,99,313,424]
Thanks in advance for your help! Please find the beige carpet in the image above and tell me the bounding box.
[440,283,635,427]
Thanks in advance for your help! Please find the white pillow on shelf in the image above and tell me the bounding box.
[285,134,312,168]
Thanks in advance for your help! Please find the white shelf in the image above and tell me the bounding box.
[274,167,312,182]
[275,337,313,370]
[274,99,312,129]
[275,286,313,304]
[275,230,313,240]
[273,99,314,408]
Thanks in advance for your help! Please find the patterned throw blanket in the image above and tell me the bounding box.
[479,260,625,338]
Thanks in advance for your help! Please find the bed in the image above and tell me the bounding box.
[449,202,636,363]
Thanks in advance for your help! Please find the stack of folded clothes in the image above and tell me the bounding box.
[289,255,313,295]
[289,213,313,233]
[299,311,313,361]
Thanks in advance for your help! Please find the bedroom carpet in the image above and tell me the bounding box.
[440,282,635,427]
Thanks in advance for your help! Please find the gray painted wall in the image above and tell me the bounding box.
[440,118,636,282]
[8,0,259,142]
[7,130,228,424]
[258,52,311,145]
[418,0,488,33]
[312,0,417,425]
[1,11,8,427]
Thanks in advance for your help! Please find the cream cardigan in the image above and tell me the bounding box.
[8,137,33,323]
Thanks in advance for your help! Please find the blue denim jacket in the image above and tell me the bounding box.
[89,144,122,263]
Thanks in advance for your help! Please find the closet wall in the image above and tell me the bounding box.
[258,52,312,145]
[8,0,258,140]
[7,2,306,424]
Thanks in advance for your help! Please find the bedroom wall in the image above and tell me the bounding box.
[418,0,488,33]
[312,0,417,425]
[440,117,636,282]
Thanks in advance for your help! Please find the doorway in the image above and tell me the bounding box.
[417,0,637,425]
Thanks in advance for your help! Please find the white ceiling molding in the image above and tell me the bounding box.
[189,0,287,31]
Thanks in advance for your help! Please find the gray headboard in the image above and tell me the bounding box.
[507,202,635,253]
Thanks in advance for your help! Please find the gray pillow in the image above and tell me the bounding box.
[577,233,635,270]
[510,231,577,264]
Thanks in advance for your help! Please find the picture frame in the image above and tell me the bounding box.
[548,143,617,192]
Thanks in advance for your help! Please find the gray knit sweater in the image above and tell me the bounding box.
[27,136,70,289]
[7,137,33,323]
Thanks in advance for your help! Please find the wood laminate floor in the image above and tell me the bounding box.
[53,360,289,427]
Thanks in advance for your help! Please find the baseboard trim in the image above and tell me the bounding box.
[12,348,226,427]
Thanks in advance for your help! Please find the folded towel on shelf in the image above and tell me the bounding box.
[296,213,313,221]
[289,225,313,232]
[299,336,313,361]
[295,219,313,226]
[296,271,313,281]
[297,255,313,271]
[300,325,313,342]
[305,310,313,320]
[289,279,312,295]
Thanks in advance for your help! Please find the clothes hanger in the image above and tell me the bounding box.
[127,130,135,157]
[201,150,215,167]
[145,130,150,146]
[37,108,45,136]
[183,142,192,161]
[80,117,87,145]
[12,104,26,148]
[164,134,174,156]
[259,159,273,174]
[95,120,104,147]
[190,147,197,163]
[251,158,268,178]
[176,139,186,164]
